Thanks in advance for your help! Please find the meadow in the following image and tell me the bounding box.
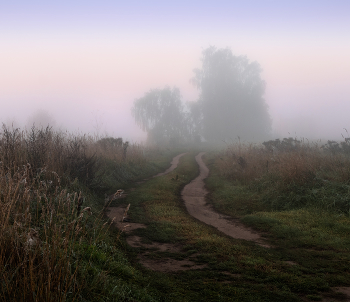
[1,126,350,301]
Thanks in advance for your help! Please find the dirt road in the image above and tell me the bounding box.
[181,152,270,248]
[152,152,187,177]
[107,151,269,263]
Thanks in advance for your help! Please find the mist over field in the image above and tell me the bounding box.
[3,3,350,300]
[1,1,349,142]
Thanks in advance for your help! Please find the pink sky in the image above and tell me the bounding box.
[1,1,350,141]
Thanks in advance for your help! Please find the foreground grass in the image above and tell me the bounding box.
[4,125,350,301]
[0,124,184,301]
[120,152,350,301]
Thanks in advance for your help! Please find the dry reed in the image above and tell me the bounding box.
[0,124,154,301]
[217,138,350,212]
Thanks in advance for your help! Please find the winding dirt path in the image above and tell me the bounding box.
[153,152,187,177]
[106,151,270,274]
[105,152,205,272]
[106,153,187,228]
[181,152,270,248]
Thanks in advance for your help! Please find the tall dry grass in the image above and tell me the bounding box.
[0,124,149,187]
[217,138,350,212]
[0,160,90,301]
[0,124,151,301]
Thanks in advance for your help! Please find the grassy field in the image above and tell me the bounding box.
[0,125,181,301]
[2,126,350,301]
[119,147,350,301]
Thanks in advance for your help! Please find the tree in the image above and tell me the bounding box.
[192,47,271,142]
[132,87,187,145]
[184,100,203,144]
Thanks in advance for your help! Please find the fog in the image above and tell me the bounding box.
[1,1,349,142]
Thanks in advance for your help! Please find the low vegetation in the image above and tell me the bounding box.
[118,151,349,301]
[204,138,350,300]
[2,125,350,301]
[214,137,350,214]
[0,124,177,301]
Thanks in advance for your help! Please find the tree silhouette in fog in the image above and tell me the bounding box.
[192,46,271,142]
[132,47,271,145]
[132,87,187,145]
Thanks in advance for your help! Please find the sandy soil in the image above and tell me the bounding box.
[315,287,350,302]
[126,235,182,251]
[181,152,270,248]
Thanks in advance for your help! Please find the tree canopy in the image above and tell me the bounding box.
[192,46,271,142]
[132,87,187,145]
[132,47,272,145]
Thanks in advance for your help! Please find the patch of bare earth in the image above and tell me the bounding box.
[139,255,207,273]
[181,152,271,248]
[106,206,207,272]
[324,287,350,302]
[126,235,182,252]
[105,206,146,233]
[303,287,350,302]
[283,261,298,266]
[334,287,350,298]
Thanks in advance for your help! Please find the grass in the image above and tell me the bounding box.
[214,139,350,214]
[204,144,350,300]
[3,125,350,301]
[0,124,181,301]
[118,149,350,301]
[205,166,350,251]
[243,209,350,250]
[121,153,335,301]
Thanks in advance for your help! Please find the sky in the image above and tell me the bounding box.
[1,1,350,142]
